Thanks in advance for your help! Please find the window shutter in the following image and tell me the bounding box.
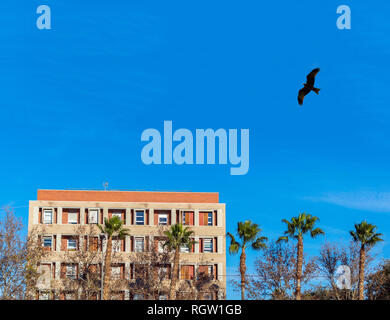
[60,264,66,279]
[145,236,149,251]
[62,211,68,224]
[199,265,206,275]
[214,237,217,253]
[190,265,194,279]
[61,238,67,251]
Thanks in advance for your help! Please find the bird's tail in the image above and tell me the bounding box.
[313,87,320,95]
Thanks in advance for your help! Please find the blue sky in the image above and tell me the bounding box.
[1,1,390,299]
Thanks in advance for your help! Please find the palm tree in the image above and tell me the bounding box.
[277,212,324,300]
[164,223,195,300]
[227,220,268,300]
[98,216,129,300]
[350,220,383,300]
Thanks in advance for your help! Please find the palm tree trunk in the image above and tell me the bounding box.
[169,247,180,300]
[358,245,366,300]
[102,236,112,300]
[240,247,246,300]
[296,236,303,300]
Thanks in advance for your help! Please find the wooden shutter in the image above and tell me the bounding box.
[154,213,158,225]
[145,236,149,251]
[62,210,68,224]
[199,265,207,275]
[61,237,67,251]
[146,210,149,225]
[60,264,66,279]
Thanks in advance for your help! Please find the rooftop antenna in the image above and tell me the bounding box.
[103,182,109,191]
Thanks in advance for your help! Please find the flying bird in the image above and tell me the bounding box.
[298,68,320,105]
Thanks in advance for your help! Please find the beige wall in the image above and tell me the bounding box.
[29,199,226,298]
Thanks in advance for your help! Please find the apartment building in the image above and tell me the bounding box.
[28,189,226,300]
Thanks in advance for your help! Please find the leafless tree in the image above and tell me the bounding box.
[128,241,173,299]
[51,225,105,300]
[0,208,47,300]
[316,240,375,300]
[239,240,317,300]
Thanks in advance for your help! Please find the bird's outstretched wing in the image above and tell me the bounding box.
[306,68,320,86]
[298,86,311,105]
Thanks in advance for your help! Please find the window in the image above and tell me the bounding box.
[180,265,194,280]
[65,293,74,300]
[158,267,168,279]
[135,237,144,252]
[199,265,213,279]
[207,266,213,275]
[159,294,167,300]
[158,214,168,225]
[112,212,122,220]
[203,292,213,300]
[158,240,165,253]
[182,211,194,225]
[43,209,52,224]
[89,209,98,224]
[112,266,121,280]
[135,210,144,225]
[66,265,77,279]
[68,212,78,224]
[207,212,213,226]
[43,237,52,249]
[203,239,213,253]
[200,211,213,226]
[39,292,50,300]
[133,294,143,300]
[67,239,77,250]
[180,244,190,253]
[112,240,121,252]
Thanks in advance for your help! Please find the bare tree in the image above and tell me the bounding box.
[23,226,49,300]
[366,259,390,300]
[128,237,173,300]
[317,240,375,300]
[177,255,223,300]
[51,225,105,300]
[241,240,317,300]
[0,208,47,300]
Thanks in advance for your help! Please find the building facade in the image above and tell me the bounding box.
[28,189,226,300]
